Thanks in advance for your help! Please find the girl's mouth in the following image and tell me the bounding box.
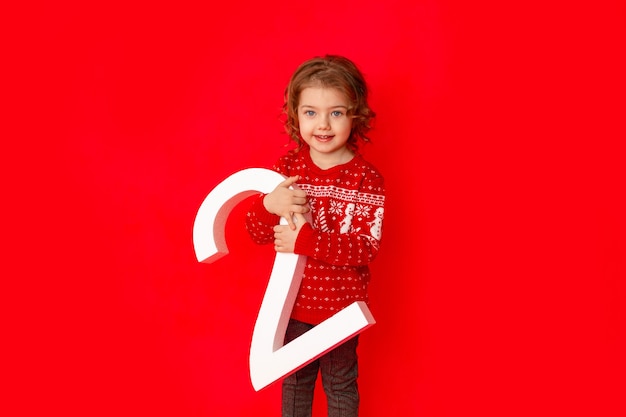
[315,135,333,141]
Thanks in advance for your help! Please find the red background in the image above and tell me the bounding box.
[3,1,625,416]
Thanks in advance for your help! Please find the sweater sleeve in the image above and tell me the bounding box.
[294,175,385,267]
[293,223,381,266]
[245,157,292,245]
[245,193,281,245]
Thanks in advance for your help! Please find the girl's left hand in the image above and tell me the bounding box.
[273,212,307,253]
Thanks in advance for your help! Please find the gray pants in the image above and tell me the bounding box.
[282,319,360,417]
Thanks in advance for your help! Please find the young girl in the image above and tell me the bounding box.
[245,55,385,417]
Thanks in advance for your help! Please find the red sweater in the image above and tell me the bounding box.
[245,146,385,325]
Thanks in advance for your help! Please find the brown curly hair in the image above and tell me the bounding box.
[282,55,376,151]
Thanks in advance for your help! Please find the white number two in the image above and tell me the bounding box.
[192,168,375,391]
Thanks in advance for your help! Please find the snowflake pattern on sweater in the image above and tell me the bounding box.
[245,146,385,325]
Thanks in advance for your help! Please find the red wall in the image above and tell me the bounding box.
[4,1,625,416]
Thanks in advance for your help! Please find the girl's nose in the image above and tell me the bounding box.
[319,115,331,129]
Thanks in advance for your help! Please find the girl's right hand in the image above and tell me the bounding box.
[263,175,309,230]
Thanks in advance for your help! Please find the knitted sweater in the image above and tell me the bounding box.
[245,145,385,325]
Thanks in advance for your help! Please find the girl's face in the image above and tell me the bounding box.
[297,87,353,167]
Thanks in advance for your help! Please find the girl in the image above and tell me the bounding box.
[246,55,385,417]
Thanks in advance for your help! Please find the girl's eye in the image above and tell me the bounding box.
[304,110,316,117]
[331,111,343,117]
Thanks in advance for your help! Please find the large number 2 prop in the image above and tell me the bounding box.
[193,168,375,391]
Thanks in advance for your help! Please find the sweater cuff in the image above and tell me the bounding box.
[294,223,317,257]
[251,194,281,225]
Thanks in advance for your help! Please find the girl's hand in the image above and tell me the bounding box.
[273,212,307,253]
[263,175,309,230]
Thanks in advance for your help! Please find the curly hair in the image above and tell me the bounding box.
[282,55,376,151]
